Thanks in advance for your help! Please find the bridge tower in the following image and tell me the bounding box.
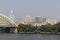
[9,9,18,33]
[9,9,15,21]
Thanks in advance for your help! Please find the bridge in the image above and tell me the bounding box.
[0,13,18,33]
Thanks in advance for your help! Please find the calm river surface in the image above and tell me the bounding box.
[0,33,60,40]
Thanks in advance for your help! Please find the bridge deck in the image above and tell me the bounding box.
[0,25,17,27]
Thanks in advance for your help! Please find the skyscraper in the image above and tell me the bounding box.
[15,17,22,25]
[46,18,57,25]
[35,16,42,23]
[34,16,42,26]
[42,18,47,22]
[42,18,47,25]
[24,16,32,24]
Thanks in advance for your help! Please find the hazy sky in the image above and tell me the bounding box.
[0,0,60,21]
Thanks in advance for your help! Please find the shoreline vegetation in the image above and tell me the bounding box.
[0,22,60,34]
[18,32,60,34]
[17,22,60,34]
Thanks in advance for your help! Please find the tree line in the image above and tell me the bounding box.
[18,22,60,33]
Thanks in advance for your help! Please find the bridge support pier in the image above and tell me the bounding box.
[10,27,18,33]
[14,28,18,33]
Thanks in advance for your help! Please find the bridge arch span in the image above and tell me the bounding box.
[0,13,17,27]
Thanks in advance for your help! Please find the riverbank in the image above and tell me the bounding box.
[18,32,60,34]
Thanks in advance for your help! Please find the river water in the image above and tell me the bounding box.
[0,33,60,40]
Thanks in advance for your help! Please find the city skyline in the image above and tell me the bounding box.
[0,0,60,22]
[15,15,57,26]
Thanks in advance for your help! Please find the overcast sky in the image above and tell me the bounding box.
[0,0,60,22]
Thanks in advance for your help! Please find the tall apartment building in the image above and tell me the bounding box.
[34,16,42,26]
[35,16,42,23]
[46,18,57,25]
[42,18,47,25]
[42,18,57,25]
[24,16,32,24]
[15,17,22,25]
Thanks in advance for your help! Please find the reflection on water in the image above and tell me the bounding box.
[0,33,60,40]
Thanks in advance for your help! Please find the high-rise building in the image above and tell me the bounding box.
[42,18,57,25]
[42,18,47,25]
[31,17,35,24]
[35,16,42,23]
[46,18,57,25]
[42,18,47,22]
[15,17,22,25]
[24,16,32,24]
[34,16,42,26]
